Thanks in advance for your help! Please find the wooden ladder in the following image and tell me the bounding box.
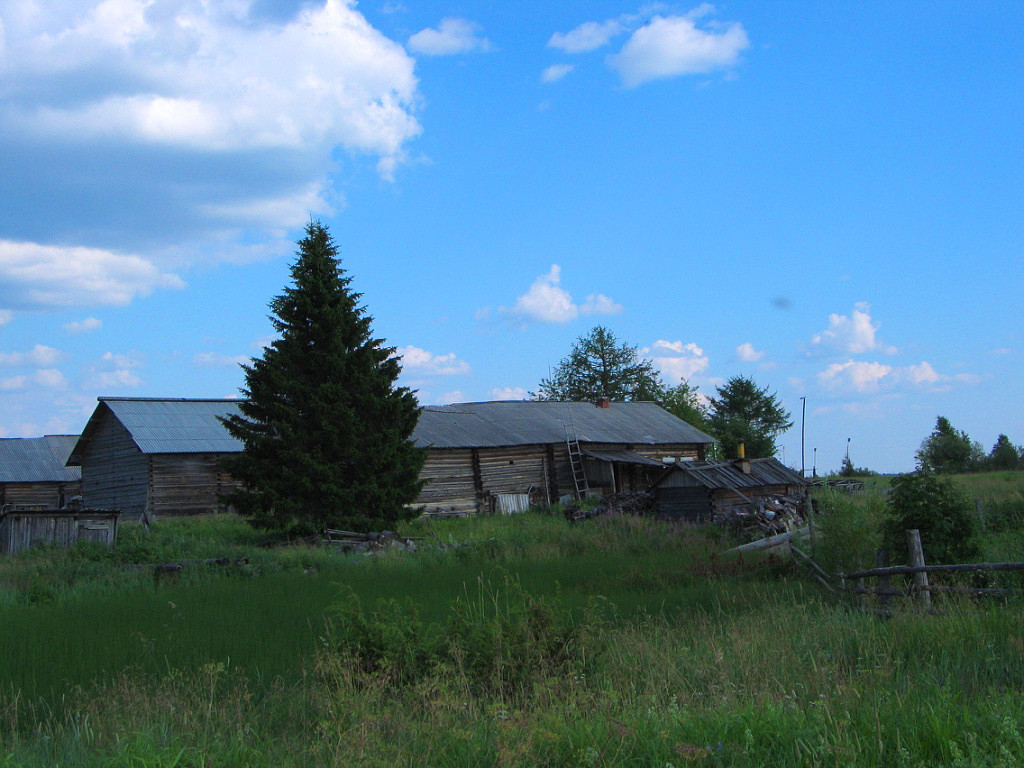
[564,411,590,500]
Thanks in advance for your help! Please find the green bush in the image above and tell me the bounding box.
[882,473,980,565]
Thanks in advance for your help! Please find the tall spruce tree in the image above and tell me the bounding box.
[221,222,424,534]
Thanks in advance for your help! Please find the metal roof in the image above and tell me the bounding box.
[0,435,82,483]
[413,401,716,449]
[654,457,806,490]
[67,398,715,462]
[582,448,667,466]
[68,398,245,463]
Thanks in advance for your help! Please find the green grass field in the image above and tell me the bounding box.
[0,473,1022,767]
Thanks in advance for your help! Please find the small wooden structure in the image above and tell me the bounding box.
[650,457,807,523]
[0,435,82,508]
[68,398,244,518]
[0,506,120,554]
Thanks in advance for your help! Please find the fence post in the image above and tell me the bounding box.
[906,529,932,609]
[876,548,891,611]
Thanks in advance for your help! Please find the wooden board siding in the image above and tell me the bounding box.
[79,414,149,514]
[149,454,241,516]
[477,446,549,503]
[0,481,81,508]
[0,510,119,554]
[416,449,477,515]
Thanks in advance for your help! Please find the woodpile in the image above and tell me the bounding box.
[714,494,806,541]
[321,528,420,553]
[564,492,656,522]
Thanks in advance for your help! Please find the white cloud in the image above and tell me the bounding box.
[541,64,574,83]
[3,0,420,165]
[1,376,27,391]
[490,386,528,401]
[408,18,492,56]
[0,344,62,366]
[397,346,471,376]
[64,317,103,334]
[645,339,709,384]
[86,350,144,389]
[504,265,623,325]
[34,368,67,389]
[193,352,249,368]
[736,342,764,362]
[809,303,897,356]
[0,240,184,310]
[608,13,749,88]
[0,310,12,327]
[818,360,893,393]
[439,391,465,405]
[548,19,625,53]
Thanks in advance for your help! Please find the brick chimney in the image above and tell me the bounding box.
[596,397,611,409]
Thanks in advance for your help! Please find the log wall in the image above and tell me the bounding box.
[0,481,81,508]
[149,454,241,517]
[79,415,149,514]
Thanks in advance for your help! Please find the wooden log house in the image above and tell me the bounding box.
[68,397,717,518]
[0,435,82,508]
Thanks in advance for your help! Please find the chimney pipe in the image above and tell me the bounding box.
[737,441,745,459]
[596,397,611,409]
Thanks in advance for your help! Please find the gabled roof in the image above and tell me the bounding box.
[68,398,244,464]
[0,435,82,483]
[67,397,716,464]
[414,401,715,449]
[653,457,806,490]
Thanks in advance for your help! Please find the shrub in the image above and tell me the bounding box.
[881,473,980,565]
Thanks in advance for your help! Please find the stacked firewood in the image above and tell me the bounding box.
[322,529,420,553]
[564,492,656,522]
[714,494,806,541]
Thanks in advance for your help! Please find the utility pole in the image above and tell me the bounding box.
[800,397,806,477]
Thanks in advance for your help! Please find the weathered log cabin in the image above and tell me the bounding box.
[67,398,244,518]
[0,435,82,508]
[69,397,716,518]
[650,457,807,523]
[413,400,716,515]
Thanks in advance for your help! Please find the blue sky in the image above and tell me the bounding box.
[1,0,1022,473]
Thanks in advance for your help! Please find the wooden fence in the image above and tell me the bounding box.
[837,529,1024,615]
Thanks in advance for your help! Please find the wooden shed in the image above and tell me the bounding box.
[0,508,120,554]
[0,435,82,508]
[68,398,244,518]
[650,457,807,523]
[413,400,716,516]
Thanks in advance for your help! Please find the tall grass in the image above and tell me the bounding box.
[1,503,1023,766]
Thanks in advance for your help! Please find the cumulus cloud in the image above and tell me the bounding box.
[408,18,491,55]
[64,317,102,334]
[1,376,28,391]
[0,310,12,327]
[397,346,471,376]
[0,240,184,310]
[736,342,764,362]
[0,0,421,269]
[490,386,529,401]
[503,265,623,325]
[541,64,574,83]
[645,339,709,384]
[439,391,465,405]
[87,351,144,389]
[608,13,749,87]
[818,360,893,393]
[0,344,62,367]
[809,303,897,356]
[817,358,979,394]
[34,368,67,389]
[548,19,626,53]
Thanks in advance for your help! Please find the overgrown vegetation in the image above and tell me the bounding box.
[0,478,1022,766]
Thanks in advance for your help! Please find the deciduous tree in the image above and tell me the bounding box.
[915,417,983,474]
[221,222,425,534]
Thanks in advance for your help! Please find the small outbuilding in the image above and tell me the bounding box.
[0,435,82,508]
[0,507,120,555]
[650,457,807,523]
[68,398,244,518]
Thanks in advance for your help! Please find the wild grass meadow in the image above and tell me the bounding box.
[1,473,1023,766]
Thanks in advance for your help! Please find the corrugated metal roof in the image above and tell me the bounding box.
[413,401,716,449]
[0,435,82,483]
[582,448,667,466]
[656,457,806,489]
[68,398,716,460]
